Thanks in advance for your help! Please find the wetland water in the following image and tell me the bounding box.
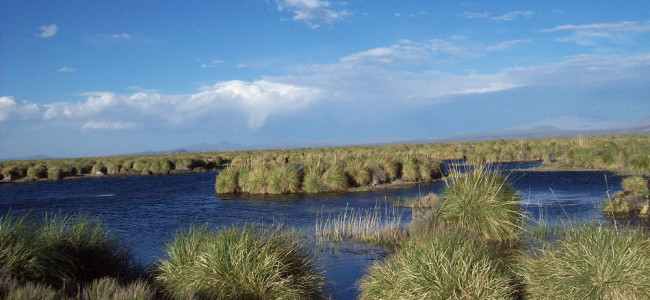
[0,162,626,299]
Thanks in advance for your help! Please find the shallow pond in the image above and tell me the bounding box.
[0,162,629,299]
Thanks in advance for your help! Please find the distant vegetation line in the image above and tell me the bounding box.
[1,135,648,186]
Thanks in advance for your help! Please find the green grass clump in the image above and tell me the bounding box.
[82,277,155,300]
[242,164,270,194]
[268,164,300,194]
[26,164,47,179]
[322,166,349,191]
[399,156,420,182]
[215,166,239,194]
[0,213,137,292]
[155,224,322,299]
[437,166,522,242]
[302,164,326,194]
[345,159,371,186]
[519,224,650,299]
[0,275,61,300]
[359,228,515,299]
[622,176,649,195]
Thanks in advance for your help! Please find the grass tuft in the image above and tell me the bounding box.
[155,224,322,299]
[519,224,650,299]
[437,166,523,242]
[359,227,515,299]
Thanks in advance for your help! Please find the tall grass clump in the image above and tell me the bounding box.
[322,166,349,191]
[268,164,300,194]
[345,159,371,186]
[519,224,650,299]
[215,166,239,194]
[82,277,155,300]
[399,156,420,182]
[243,164,270,194]
[0,213,137,292]
[437,166,522,242]
[359,228,515,299]
[155,224,322,299]
[302,164,326,194]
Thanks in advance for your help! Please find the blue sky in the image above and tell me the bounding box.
[1,0,649,159]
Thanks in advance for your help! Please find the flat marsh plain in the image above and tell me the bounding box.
[1,134,649,299]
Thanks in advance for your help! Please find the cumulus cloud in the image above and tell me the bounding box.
[491,10,533,21]
[0,96,40,121]
[37,24,58,38]
[7,80,319,131]
[275,0,350,28]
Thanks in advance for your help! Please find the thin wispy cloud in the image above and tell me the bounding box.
[542,21,650,47]
[491,10,533,21]
[111,33,131,39]
[37,24,58,38]
[274,0,350,28]
[486,39,532,51]
[57,67,75,72]
[459,12,489,19]
[81,121,136,131]
[541,21,650,33]
[201,59,225,68]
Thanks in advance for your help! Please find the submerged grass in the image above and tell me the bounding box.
[155,224,322,299]
[315,203,406,247]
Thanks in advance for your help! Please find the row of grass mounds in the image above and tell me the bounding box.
[602,176,650,215]
[358,166,650,299]
[215,156,443,195]
[0,154,224,183]
[0,213,321,299]
[2,134,649,184]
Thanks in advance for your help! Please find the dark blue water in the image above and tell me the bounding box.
[0,162,627,299]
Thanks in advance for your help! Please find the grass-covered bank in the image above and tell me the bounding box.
[3,134,649,184]
[316,167,650,299]
[0,212,322,299]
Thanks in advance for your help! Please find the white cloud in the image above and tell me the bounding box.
[57,67,75,72]
[81,121,137,131]
[485,39,532,51]
[38,24,58,38]
[0,96,40,121]
[275,0,350,28]
[491,10,533,21]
